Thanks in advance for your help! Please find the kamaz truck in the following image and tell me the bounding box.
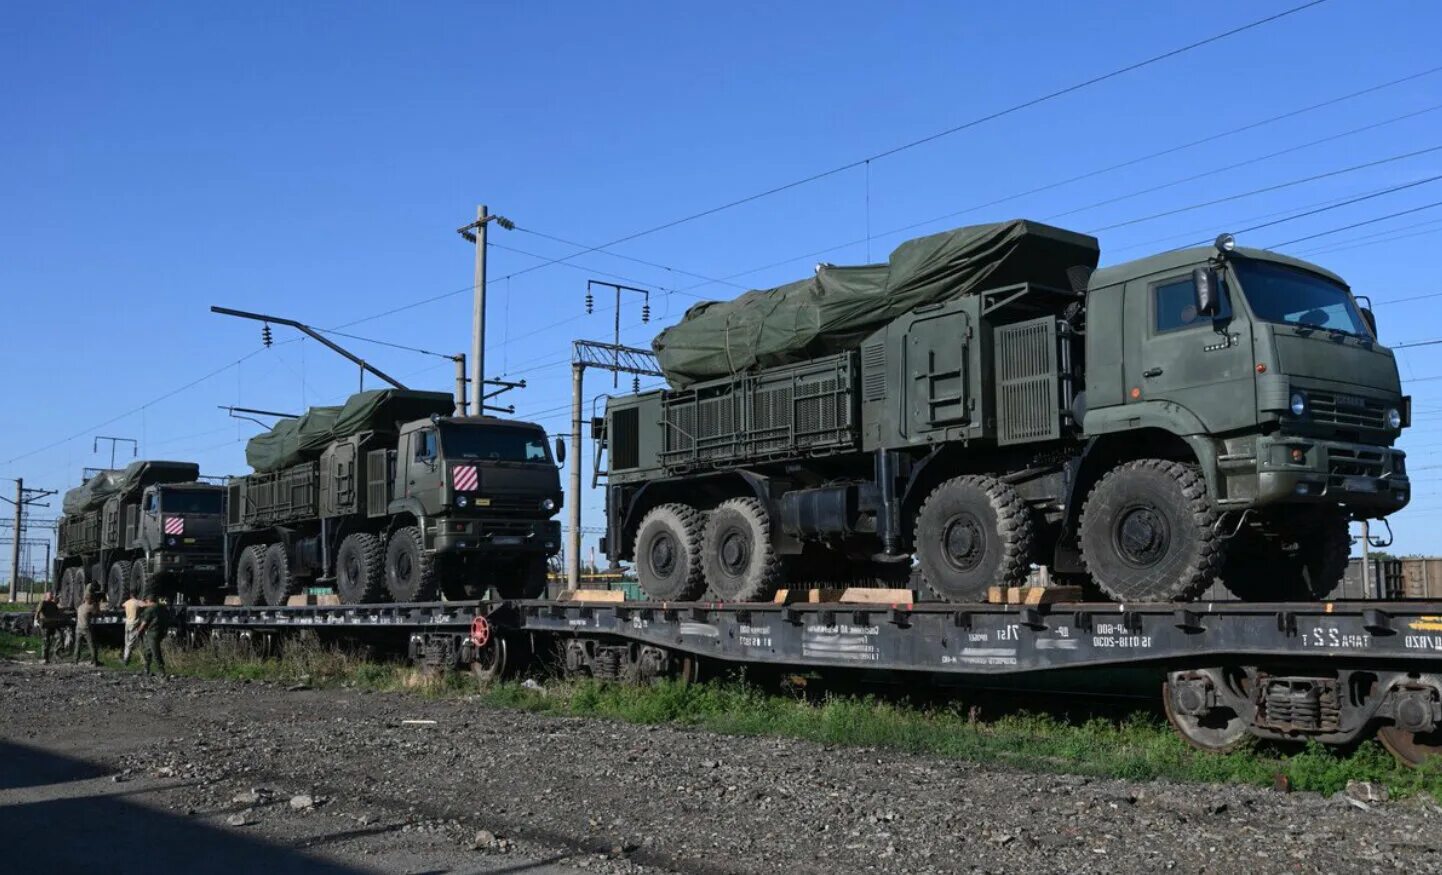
[597,220,1409,603]
[55,461,225,606]
[225,388,564,605]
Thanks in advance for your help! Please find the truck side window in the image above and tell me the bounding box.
[1154,276,1229,333]
[143,493,156,513]
[414,430,437,461]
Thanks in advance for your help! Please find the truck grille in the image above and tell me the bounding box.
[1308,391,1388,430]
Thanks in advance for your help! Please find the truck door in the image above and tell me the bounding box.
[401,427,438,501]
[1126,272,1256,432]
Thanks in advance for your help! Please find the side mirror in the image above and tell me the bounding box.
[1192,267,1222,317]
[1359,306,1377,337]
[554,437,567,465]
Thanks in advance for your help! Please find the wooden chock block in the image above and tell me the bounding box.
[315,593,341,606]
[839,588,914,606]
[571,589,626,603]
[1005,586,1024,605]
[223,595,243,606]
[1022,585,1084,606]
[986,586,1006,604]
[286,594,317,606]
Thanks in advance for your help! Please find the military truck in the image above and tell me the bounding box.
[55,461,226,606]
[597,220,1409,603]
[225,388,564,605]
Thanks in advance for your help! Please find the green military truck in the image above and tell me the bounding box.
[597,220,1409,603]
[55,461,226,606]
[225,388,564,605]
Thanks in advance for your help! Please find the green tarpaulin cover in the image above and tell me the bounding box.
[115,460,200,495]
[62,470,121,515]
[245,389,455,473]
[652,219,1100,387]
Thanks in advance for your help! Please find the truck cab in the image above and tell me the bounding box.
[1077,238,1408,599]
[132,482,227,597]
[388,415,563,598]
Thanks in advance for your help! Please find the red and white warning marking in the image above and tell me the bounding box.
[452,465,479,492]
[163,516,185,535]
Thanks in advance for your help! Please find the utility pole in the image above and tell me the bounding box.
[452,353,468,416]
[457,206,515,415]
[569,340,664,589]
[3,479,57,603]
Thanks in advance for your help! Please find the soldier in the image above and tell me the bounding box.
[73,585,101,666]
[134,596,172,677]
[121,592,144,665]
[32,591,64,663]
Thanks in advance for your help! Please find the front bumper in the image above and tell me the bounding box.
[153,552,225,580]
[1251,434,1408,512]
[429,518,561,556]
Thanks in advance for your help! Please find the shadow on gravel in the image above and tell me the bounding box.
[0,740,108,790]
[0,742,362,874]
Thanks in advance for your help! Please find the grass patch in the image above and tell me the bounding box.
[0,631,39,659]
[34,634,1442,799]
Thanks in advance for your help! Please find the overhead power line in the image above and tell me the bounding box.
[467,1,1332,283]
[1268,199,1442,248]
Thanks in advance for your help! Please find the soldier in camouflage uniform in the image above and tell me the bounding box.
[73,585,101,666]
[32,592,65,663]
[134,596,171,677]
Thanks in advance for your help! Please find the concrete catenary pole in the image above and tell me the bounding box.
[471,205,489,411]
[453,353,468,416]
[9,479,22,603]
[568,362,584,589]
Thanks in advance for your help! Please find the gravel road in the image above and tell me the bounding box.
[3,659,1441,874]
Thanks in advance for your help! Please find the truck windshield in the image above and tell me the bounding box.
[440,426,550,464]
[159,489,222,514]
[1233,260,1369,336]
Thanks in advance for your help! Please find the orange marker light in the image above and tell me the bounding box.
[1255,363,1267,373]
[1129,387,1141,399]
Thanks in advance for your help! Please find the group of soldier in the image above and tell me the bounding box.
[31,585,172,675]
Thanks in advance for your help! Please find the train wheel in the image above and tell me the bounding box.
[1377,726,1442,768]
[236,545,267,606]
[1162,671,1250,753]
[336,533,386,604]
[915,475,1034,602]
[470,637,509,687]
[634,504,706,601]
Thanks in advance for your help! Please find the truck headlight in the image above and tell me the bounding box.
[1290,393,1307,417]
[1386,407,1402,429]
[456,495,470,508]
[540,498,556,512]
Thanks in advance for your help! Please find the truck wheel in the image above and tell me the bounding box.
[914,475,1034,602]
[106,561,131,607]
[634,504,706,601]
[133,562,154,600]
[702,498,783,601]
[385,526,437,603]
[1218,509,1350,601]
[58,569,77,608]
[336,533,387,604]
[262,543,297,606]
[236,545,267,606]
[1079,460,1221,602]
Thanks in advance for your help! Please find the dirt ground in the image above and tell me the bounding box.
[3,659,1442,874]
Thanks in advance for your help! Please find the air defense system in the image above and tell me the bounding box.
[55,461,225,606]
[224,388,564,605]
[597,219,1410,603]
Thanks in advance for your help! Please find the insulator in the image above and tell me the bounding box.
[641,302,650,323]
[632,375,640,393]
[584,291,593,314]
[261,324,273,348]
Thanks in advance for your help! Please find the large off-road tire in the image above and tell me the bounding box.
[702,498,784,602]
[495,555,549,600]
[336,533,387,604]
[58,568,78,608]
[236,546,267,606]
[1079,460,1222,602]
[106,561,132,607]
[88,564,105,600]
[132,561,155,600]
[634,503,706,601]
[1217,508,1350,601]
[262,543,297,606]
[385,526,437,603]
[914,475,1035,602]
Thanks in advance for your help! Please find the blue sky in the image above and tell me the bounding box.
[3,0,1442,576]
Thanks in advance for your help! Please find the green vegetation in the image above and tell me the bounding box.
[14,634,1441,798]
[0,630,39,658]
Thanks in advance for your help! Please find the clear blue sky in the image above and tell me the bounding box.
[4,0,1442,577]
